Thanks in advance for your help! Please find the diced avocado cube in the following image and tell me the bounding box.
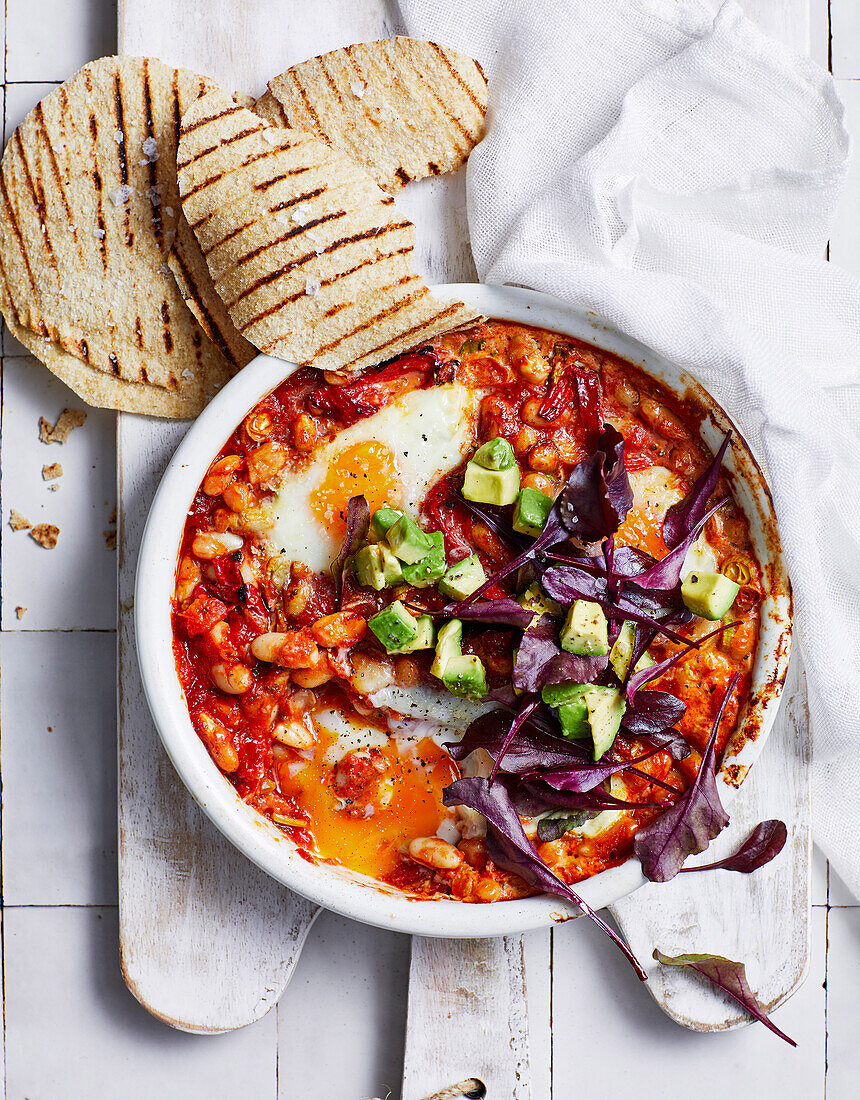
[386,514,434,564]
[398,615,435,653]
[354,544,403,591]
[442,654,488,698]
[681,571,740,620]
[513,487,553,537]
[560,600,609,656]
[609,620,635,680]
[430,619,463,679]
[517,582,558,628]
[558,698,591,740]
[608,621,655,680]
[462,461,521,506]
[472,436,516,471]
[584,686,626,760]
[368,600,419,653]
[438,554,486,600]
[369,506,402,541]
[401,531,447,588]
[541,681,589,708]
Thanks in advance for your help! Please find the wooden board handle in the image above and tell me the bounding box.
[402,936,531,1100]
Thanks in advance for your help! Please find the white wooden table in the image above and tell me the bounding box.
[0,1,858,1097]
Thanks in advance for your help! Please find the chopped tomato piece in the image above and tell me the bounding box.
[180,594,229,636]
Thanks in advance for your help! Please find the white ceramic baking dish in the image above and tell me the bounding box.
[135,283,792,938]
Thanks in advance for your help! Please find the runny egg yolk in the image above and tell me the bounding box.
[309,440,402,537]
[277,734,459,881]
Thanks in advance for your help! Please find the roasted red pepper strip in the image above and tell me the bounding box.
[539,354,604,451]
[208,555,270,632]
[309,351,438,425]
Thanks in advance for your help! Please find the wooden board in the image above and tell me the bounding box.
[609,655,811,1029]
[116,0,812,1090]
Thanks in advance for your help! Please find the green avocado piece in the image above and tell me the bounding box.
[401,531,447,588]
[513,487,553,537]
[584,686,626,760]
[517,582,558,628]
[541,681,589,708]
[472,436,516,470]
[438,554,486,600]
[681,571,740,620]
[609,620,656,680]
[430,619,464,679]
[441,654,488,698]
[398,615,435,653]
[558,698,591,740]
[560,600,609,656]
[386,514,434,564]
[369,506,402,542]
[354,544,403,591]
[462,461,520,505]
[368,600,420,653]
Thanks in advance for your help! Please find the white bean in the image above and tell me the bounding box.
[192,530,244,559]
[273,721,314,750]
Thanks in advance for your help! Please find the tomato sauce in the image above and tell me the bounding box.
[171,319,763,901]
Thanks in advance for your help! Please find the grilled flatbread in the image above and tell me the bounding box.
[177,89,480,374]
[255,38,487,193]
[6,314,215,417]
[0,56,240,415]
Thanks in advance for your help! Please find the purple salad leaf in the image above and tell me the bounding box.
[443,776,647,980]
[438,598,536,630]
[513,615,607,692]
[653,949,796,1046]
[623,497,729,591]
[332,495,370,606]
[611,546,659,577]
[642,728,691,762]
[511,780,660,815]
[663,431,731,549]
[528,742,669,794]
[621,690,687,736]
[625,621,737,702]
[446,708,592,773]
[541,567,693,646]
[489,695,542,783]
[680,819,787,875]
[633,673,739,882]
[558,425,633,542]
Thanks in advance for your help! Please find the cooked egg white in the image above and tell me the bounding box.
[314,708,389,766]
[370,682,498,749]
[625,465,717,579]
[260,383,477,574]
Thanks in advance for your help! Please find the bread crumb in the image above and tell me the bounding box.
[15,606,26,620]
[40,408,87,444]
[30,523,59,549]
[42,462,63,481]
[9,509,31,531]
[104,529,117,551]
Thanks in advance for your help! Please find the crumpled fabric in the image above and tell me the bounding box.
[400,0,860,896]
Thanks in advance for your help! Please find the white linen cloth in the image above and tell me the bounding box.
[401,0,860,897]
